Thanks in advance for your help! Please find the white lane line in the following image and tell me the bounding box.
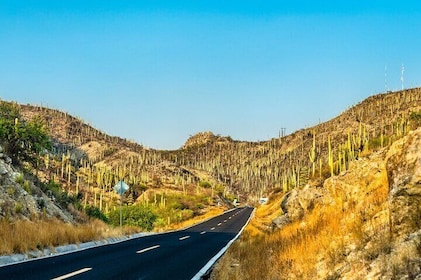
[136,245,160,254]
[224,220,227,223]
[51,268,92,280]
[200,231,206,235]
[179,235,190,241]
[217,223,222,226]
[229,217,232,219]
[210,227,215,231]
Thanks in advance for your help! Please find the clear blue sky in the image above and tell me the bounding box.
[1,1,420,150]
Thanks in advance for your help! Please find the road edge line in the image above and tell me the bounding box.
[190,207,255,280]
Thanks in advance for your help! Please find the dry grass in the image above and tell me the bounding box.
[212,169,392,279]
[213,203,352,279]
[0,204,225,256]
[0,218,135,255]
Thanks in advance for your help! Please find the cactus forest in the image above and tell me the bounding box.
[7,87,421,229]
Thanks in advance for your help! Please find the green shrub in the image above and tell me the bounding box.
[7,187,15,196]
[14,202,23,214]
[180,209,194,220]
[23,181,31,194]
[14,174,24,184]
[199,181,212,188]
[409,110,421,130]
[108,205,156,230]
[84,205,108,222]
[42,180,81,210]
[0,102,51,165]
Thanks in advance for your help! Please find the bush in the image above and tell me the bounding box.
[23,181,31,194]
[108,205,156,230]
[42,180,81,209]
[0,102,51,165]
[14,174,24,184]
[199,181,212,188]
[14,202,23,214]
[84,205,108,223]
[409,110,421,130]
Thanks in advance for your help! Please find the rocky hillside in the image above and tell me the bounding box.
[2,87,421,226]
[0,146,73,223]
[0,102,230,226]
[1,87,421,278]
[173,87,421,201]
[211,126,421,280]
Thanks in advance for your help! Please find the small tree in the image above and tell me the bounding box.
[108,205,156,230]
[0,102,51,165]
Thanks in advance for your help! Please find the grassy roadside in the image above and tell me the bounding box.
[0,218,134,255]
[211,172,391,279]
[0,206,226,256]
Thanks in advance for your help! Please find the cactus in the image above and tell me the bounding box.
[328,135,334,177]
[308,130,317,177]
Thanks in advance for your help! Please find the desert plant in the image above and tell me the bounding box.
[84,205,108,222]
[0,102,51,165]
[108,205,156,230]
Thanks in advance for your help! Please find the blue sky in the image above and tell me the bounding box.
[1,1,420,149]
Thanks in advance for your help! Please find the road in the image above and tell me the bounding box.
[0,206,254,280]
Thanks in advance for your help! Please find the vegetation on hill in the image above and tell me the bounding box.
[0,102,51,165]
[212,127,421,279]
[0,101,230,241]
[1,87,421,280]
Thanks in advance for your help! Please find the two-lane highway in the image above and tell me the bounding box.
[0,206,254,280]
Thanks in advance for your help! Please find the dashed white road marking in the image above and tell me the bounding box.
[179,235,190,241]
[211,227,215,231]
[229,217,232,219]
[51,268,92,280]
[217,223,222,226]
[200,231,206,235]
[136,245,160,254]
[224,220,227,222]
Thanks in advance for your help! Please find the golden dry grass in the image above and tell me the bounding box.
[0,200,225,255]
[0,218,136,255]
[212,168,391,279]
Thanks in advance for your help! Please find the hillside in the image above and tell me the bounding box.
[211,126,421,279]
[18,88,421,185]
[2,102,231,229]
[5,87,421,220]
[1,87,421,277]
[170,88,421,200]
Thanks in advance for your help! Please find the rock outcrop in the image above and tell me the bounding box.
[271,128,421,279]
[387,129,421,239]
[0,146,73,223]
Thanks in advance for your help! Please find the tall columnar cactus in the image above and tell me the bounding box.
[328,135,334,177]
[44,154,50,169]
[308,130,317,177]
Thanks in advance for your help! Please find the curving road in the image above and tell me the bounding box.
[0,206,254,280]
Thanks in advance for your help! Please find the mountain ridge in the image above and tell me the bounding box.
[1,87,421,251]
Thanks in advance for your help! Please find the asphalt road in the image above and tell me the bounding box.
[0,206,254,280]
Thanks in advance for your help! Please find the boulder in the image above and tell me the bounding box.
[279,184,326,223]
[272,214,290,229]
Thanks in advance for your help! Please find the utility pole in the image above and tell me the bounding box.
[279,128,286,138]
[385,65,389,92]
[401,64,405,90]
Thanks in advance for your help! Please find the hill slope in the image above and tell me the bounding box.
[1,87,421,272]
[11,87,421,214]
[211,126,421,279]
